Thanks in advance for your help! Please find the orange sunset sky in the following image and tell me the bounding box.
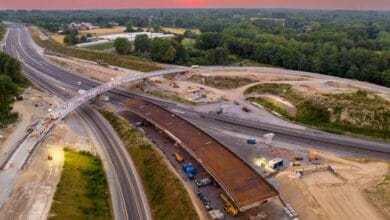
[0,0,389,10]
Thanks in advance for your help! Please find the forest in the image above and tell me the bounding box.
[1,9,389,86]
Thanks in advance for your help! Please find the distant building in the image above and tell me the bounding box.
[75,32,174,48]
[68,22,98,30]
[304,25,313,32]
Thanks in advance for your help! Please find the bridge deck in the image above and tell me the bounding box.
[125,99,278,211]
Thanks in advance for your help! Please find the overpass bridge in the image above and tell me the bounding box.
[2,67,188,170]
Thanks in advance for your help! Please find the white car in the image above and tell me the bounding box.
[77,81,82,86]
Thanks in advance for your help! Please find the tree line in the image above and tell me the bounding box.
[2,9,389,86]
[0,51,28,127]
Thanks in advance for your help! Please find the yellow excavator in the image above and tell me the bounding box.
[220,194,238,216]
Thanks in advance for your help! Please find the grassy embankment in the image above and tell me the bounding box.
[245,83,390,140]
[99,110,199,220]
[29,27,160,72]
[49,148,112,220]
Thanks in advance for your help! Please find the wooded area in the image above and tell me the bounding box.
[1,9,389,86]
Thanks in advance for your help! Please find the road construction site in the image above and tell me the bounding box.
[119,108,289,220]
[1,24,389,220]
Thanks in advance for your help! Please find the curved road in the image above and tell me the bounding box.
[4,26,151,220]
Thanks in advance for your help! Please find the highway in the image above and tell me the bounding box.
[11,26,390,160]
[2,24,389,219]
[4,26,151,220]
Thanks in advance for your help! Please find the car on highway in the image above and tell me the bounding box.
[77,81,82,86]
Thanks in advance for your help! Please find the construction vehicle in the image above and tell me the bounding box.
[47,152,53,160]
[173,152,184,163]
[290,155,303,161]
[309,151,317,161]
[268,158,284,169]
[220,194,238,216]
[195,177,212,187]
[182,163,197,180]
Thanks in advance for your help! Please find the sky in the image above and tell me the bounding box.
[0,0,390,10]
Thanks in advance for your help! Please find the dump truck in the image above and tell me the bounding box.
[220,194,238,216]
[173,152,184,163]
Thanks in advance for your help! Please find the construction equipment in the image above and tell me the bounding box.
[195,177,212,187]
[290,155,303,161]
[220,194,238,216]
[182,163,197,180]
[309,151,317,161]
[47,152,53,160]
[173,152,184,163]
[268,158,284,169]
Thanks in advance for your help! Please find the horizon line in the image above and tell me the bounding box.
[0,7,389,12]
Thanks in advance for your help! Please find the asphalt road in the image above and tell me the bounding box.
[11,26,390,160]
[5,27,151,220]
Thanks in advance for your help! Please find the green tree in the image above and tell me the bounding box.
[114,38,131,55]
[134,34,151,53]
[205,47,229,65]
[0,75,18,126]
[125,22,135,32]
[150,38,176,62]
[63,34,79,45]
[195,32,223,50]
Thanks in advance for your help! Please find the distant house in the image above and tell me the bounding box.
[68,22,98,30]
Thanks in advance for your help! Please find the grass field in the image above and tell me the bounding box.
[162,27,200,35]
[182,38,196,49]
[79,26,126,36]
[49,148,112,220]
[84,42,114,51]
[30,27,160,72]
[49,34,64,44]
[100,110,199,220]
